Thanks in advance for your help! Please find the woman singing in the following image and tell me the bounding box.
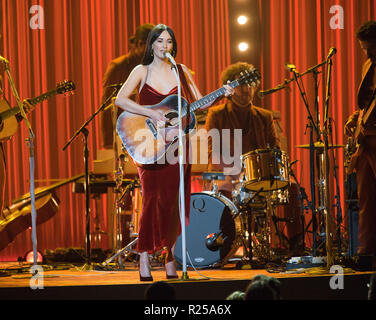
[115,24,232,281]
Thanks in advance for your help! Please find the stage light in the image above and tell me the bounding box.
[237,15,248,25]
[238,42,249,52]
[24,250,43,263]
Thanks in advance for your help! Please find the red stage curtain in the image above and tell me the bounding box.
[256,0,376,247]
[1,0,376,261]
[0,0,230,261]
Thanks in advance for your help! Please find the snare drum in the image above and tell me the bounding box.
[241,148,289,192]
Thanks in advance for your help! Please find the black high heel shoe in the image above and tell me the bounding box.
[139,272,153,282]
[139,255,153,282]
[165,260,178,279]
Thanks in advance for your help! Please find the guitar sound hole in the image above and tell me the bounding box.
[165,111,178,120]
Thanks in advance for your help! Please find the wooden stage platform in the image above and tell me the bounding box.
[0,260,373,301]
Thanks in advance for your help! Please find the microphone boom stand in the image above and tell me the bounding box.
[3,60,38,267]
[322,55,335,267]
[62,89,119,270]
[289,67,322,256]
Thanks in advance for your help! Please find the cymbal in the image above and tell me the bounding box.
[296,142,345,149]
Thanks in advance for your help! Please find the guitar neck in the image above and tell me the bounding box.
[0,88,59,121]
[189,80,240,114]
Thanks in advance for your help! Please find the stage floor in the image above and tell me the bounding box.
[0,260,373,301]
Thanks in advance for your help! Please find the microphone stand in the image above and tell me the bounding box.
[289,66,321,256]
[3,59,38,267]
[322,55,335,267]
[259,60,327,97]
[62,88,119,270]
[170,62,189,281]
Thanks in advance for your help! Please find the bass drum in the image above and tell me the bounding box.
[175,192,241,268]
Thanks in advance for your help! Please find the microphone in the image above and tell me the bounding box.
[258,87,282,97]
[107,83,123,89]
[205,231,226,251]
[327,47,337,60]
[0,55,9,64]
[285,63,297,72]
[164,51,177,66]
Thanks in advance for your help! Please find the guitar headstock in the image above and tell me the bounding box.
[237,68,261,88]
[56,80,75,95]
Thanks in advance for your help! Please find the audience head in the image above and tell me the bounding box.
[368,273,376,300]
[244,274,281,300]
[144,281,176,300]
[226,290,245,300]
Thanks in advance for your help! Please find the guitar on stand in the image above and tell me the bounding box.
[0,80,75,141]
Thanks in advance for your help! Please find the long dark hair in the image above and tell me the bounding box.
[142,24,177,65]
[356,21,376,41]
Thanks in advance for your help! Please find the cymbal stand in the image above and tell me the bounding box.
[328,118,343,255]
[113,154,125,268]
[288,162,311,251]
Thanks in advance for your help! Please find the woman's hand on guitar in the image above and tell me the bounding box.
[150,110,169,128]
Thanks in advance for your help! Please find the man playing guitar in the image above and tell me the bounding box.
[345,21,376,265]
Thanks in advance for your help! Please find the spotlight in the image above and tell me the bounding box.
[237,15,248,25]
[24,250,43,263]
[238,42,249,52]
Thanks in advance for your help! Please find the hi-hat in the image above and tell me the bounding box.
[296,141,344,149]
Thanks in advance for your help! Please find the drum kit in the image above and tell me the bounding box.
[107,140,345,270]
[175,147,293,269]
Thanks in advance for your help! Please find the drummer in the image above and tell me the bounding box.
[205,62,280,199]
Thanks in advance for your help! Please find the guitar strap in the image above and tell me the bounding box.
[176,64,195,104]
[177,64,195,134]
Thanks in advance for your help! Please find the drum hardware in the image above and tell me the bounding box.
[102,175,140,268]
[205,231,227,251]
[296,139,345,258]
[202,171,226,194]
[285,160,311,254]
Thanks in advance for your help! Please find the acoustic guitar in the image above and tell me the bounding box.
[116,69,261,165]
[0,80,75,141]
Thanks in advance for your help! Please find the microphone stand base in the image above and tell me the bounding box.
[180,271,190,281]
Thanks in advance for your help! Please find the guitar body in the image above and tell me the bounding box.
[346,89,376,173]
[116,94,197,164]
[0,100,18,141]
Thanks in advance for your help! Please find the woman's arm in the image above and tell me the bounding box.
[115,65,167,123]
[181,64,233,109]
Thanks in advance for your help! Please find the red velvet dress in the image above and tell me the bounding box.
[135,80,192,254]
